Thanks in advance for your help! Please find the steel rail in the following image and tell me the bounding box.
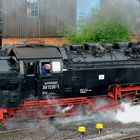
[117,133,140,140]
[0,126,46,136]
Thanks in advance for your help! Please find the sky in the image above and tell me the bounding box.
[77,0,100,20]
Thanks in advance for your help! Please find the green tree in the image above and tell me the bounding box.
[64,10,130,44]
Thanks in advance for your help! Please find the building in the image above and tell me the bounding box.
[77,0,100,20]
[1,0,76,38]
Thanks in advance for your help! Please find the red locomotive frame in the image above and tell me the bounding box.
[0,84,139,126]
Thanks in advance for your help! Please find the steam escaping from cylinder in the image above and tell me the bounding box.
[55,99,140,125]
[116,102,140,123]
[4,101,140,134]
[54,98,117,124]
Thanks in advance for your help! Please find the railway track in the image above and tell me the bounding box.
[117,134,140,140]
[0,126,46,136]
[0,125,78,140]
[0,119,140,140]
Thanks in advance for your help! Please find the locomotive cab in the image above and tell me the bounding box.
[39,59,63,99]
[22,59,63,100]
[7,45,63,101]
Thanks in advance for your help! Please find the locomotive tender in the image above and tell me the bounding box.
[0,42,140,109]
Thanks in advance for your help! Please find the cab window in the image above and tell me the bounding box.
[41,62,51,76]
[52,61,61,72]
[27,62,35,75]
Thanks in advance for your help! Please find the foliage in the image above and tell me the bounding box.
[64,11,131,45]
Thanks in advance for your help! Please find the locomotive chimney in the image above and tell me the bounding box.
[0,0,2,49]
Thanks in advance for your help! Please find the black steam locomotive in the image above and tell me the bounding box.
[0,42,140,109]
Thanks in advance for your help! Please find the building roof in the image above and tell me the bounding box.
[10,45,62,60]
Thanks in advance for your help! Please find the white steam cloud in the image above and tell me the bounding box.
[54,99,117,124]
[5,100,140,131]
[55,100,140,125]
[116,102,140,124]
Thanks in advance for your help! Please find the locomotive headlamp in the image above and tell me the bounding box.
[52,61,61,72]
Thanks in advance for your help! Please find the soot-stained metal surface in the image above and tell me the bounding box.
[10,45,62,60]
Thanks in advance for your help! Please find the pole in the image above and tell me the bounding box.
[138,0,140,38]
[0,0,2,48]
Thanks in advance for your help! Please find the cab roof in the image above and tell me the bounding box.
[7,44,62,60]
